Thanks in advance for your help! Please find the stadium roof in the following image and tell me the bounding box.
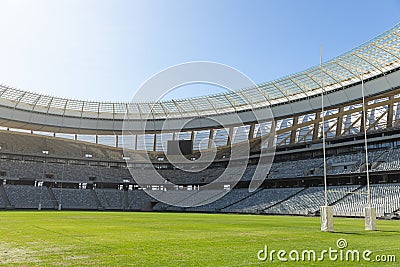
[0,23,399,120]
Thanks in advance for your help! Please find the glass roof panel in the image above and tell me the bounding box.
[113,103,127,113]
[174,99,196,113]
[293,74,320,91]
[210,94,234,109]
[325,62,354,82]
[137,103,153,114]
[65,99,84,111]
[19,91,41,105]
[98,102,114,113]
[83,101,99,113]
[274,78,303,95]
[307,68,336,88]
[226,91,248,106]
[160,101,180,114]
[49,97,68,109]
[148,102,166,115]
[258,83,285,99]
[1,88,23,102]
[35,95,53,107]
[189,97,214,111]
[126,103,140,114]
[240,87,266,104]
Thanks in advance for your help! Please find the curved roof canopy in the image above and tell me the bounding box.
[0,23,400,121]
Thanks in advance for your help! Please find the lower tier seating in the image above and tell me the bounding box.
[1,184,399,217]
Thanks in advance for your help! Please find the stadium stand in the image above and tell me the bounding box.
[0,184,6,208]
[225,188,304,213]
[268,158,323,179]
[184,188,260,212]
[375,148,400,171]
[0,157,131,183]
[4,184,54,209]
[1,23,400,219]
[127,190,154,210]
[96,188,125,210]
[265,186,360,215]
[52,188,98,210]
[0,130,124,160]
[333,184,400,217]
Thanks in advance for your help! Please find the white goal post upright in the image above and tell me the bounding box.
[360,75,376,231]
[319,47,334,232]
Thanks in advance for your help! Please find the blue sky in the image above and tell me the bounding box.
[0,0,399,101]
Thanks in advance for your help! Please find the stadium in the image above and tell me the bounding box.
[1,9,400,266]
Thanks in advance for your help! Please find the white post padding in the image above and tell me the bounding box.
[320,206,334,232]
[365,207,376,231]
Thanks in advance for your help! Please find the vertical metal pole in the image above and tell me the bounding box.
[320,47,328,207]
[361,76,371,207]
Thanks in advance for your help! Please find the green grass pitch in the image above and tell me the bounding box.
[0,211,398,266]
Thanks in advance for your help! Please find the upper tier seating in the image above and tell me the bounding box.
[0,130,123,160]
[0,159,131,183]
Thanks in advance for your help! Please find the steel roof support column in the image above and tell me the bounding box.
[153,133,157,152]
[312,111,321,141]
[208,129,214,149]
[387,95,394,128]
[267,120,276,149]
[227,127,234,146]
[134,134,138,150]
[248,123,255,140]
[336,107,344,137]
[360,107,366,133]
[190,130,195,141]
[290,116,298,144]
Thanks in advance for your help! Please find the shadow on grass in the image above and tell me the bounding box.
[329,231,364,235]
[332,229,400,235]
[373,229,400,234]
